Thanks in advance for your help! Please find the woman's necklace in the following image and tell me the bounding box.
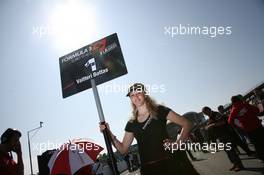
[137,111,149,122]
[142,117,152,130]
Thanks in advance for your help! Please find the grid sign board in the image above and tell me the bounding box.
[59,33,127,98]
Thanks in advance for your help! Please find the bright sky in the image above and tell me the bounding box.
[1,0,264,174]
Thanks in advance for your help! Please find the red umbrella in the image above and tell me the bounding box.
[48,138,103,175]
[75,165,93,175]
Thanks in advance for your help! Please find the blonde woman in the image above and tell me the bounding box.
[100,83,198,175]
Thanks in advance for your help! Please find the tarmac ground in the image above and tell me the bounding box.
[121,148,264,175]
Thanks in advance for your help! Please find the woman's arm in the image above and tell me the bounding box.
[100,124,134,154]
[111,132,134,154]
[167,111,193,142]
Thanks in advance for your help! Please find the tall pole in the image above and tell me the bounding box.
[27,122,43,175]
[91,79,119,175]
[28,131,33,175]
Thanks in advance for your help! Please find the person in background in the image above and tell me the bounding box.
[217,105,254,156]
[253,89,264,116]
[228,95,264,162]
[0,128,24,175]
[202,106,244,172]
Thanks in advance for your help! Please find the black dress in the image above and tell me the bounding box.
[125,105,200,175]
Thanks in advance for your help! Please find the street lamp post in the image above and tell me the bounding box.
[27,122,43,175]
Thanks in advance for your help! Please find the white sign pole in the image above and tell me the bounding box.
[91,79,119,175]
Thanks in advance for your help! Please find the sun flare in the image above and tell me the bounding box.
[49,1,98,53]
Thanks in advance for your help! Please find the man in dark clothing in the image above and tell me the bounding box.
[202,106,244,172]
[218,105,254,156]
[228,95,264,161]
[0,128,24,175]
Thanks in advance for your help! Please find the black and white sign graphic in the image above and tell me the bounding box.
[59,33,127,98]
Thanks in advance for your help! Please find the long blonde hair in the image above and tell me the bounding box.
[129,95,159,121]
